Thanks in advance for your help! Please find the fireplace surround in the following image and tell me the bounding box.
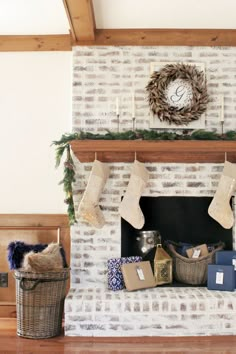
[65,160,236,337]
[65,45,236,337]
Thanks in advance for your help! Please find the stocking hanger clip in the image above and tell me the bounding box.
[134,151,137,161]
[225,152,227,162]
[95,151,97,160]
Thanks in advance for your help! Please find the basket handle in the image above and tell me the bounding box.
[19,277,69,291]
[20,278,41,291]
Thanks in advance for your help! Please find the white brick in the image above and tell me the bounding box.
[67,46,236,337]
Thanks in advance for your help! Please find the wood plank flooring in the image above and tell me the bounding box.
[1,319,236,354]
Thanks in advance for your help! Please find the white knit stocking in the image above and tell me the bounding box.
[208,161,236,229]
[78,160,110,228]
[119,160,149,229]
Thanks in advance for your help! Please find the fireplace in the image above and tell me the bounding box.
[66,45,236,337]
[65,161,236,337]
[121,196,233,259]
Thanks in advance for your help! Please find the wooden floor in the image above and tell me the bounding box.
[1,319,236,354]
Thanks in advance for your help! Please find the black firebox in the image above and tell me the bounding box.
[121,196,233,258]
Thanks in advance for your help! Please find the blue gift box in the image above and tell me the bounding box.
[215,250,236,288]
[107,256,142,291]
[215,250,236,267]
[207,264,235,291]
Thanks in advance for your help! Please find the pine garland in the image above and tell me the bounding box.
[52,129,236,224]
[52,133,79,224]
[75,129,236,141]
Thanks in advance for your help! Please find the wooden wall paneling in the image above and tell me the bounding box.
[0,214,70,318]
[0,305,16,319]
[0,214,69,227]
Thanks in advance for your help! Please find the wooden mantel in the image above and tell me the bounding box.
[70,140,236,163]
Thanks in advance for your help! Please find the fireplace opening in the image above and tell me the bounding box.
[121,196,232,258]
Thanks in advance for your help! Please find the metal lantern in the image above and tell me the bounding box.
[154,243,173,285]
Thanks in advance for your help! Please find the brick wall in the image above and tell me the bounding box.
[65,46,236,337]
[67,158,236,336]
[73,46,236,133]
[71,161,236,286]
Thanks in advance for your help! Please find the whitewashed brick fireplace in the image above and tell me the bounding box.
[65,46,236,337]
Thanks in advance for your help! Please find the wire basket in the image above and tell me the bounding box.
[166,242,224,285]
[14,268,69,339]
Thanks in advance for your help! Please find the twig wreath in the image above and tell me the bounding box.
[146,63,209,126]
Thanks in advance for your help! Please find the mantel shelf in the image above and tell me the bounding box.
[70,140,236,163]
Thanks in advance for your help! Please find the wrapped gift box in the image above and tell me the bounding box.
[215,250,236,288]
[186,243,209,258]
[121,261,156,291]
[107,256,142,291]
[207,264,235,291]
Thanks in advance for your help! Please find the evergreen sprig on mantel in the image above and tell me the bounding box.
[52,129,236,224]
[75,129,236,141]
[52,133,79,224]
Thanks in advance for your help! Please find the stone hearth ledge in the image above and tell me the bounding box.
[64,285,236,337]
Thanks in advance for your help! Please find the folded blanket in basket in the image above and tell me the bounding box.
[8,241,68,270]
[22,243,65,272]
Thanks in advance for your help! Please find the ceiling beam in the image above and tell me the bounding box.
[0,34,72,51]
[74,28,236,46]
[1,29,236,51]
[63,0,95,42]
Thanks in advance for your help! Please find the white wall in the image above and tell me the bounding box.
[0,51,72,213]
[0,0,69,35]
[93,0,236,29]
